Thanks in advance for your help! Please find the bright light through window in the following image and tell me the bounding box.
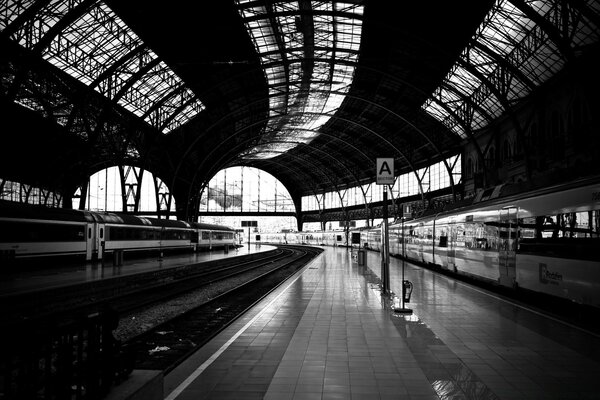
[1,0,205,134]
[236,1,364,159]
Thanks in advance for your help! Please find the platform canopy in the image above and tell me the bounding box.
[1,0,598,204]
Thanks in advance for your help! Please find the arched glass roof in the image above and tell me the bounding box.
[0,0,204,134]
[1,0,599,204]
[236,0,364,159]
[423,0,600,137]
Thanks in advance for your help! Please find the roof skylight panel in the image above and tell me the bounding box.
[479,14,528,56]
[236,0,363,159]
[161,95,200,132]
[446,66,481,98]
[422,0,580,135]
[0,0,37,30]
[424,101,465,138]
[467,46,497,75]
[540,0,599,48]
[423,100,449,122]
[28,0,77,45]
[3,0,204,134]
[436,86,463,108]
[46,4,141,85]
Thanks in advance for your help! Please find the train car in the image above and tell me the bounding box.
[300,231,342,246]
[190,222,237,250]
[0,201,236,262]
[353,177,600,308]
[101,213,195,258]
[261,230,346,246]
[0,201,94,260]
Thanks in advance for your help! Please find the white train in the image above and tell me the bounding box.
[264,177,600,309]
[261,230,345,247]
[0,201,237,261]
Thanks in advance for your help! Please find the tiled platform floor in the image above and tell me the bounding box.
[163,247,600,400]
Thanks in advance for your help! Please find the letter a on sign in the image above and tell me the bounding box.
[376,158,394,185]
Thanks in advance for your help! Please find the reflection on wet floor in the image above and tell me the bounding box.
[360,262,499,400]
[164,247,600,400]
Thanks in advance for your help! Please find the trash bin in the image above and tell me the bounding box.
[357,249,365,266]
[402,280,413,303]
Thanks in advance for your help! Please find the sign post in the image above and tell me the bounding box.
[241,220,257,250]
[376,158,394,295]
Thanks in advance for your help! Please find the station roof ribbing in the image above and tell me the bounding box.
[1,0,599,200]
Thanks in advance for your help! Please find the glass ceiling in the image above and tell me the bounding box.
[423,0,600,138]
[236,0,364,159]
[0,0,204,134]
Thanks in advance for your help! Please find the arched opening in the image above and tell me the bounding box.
[198,166,297,232]
[71,166,175,216]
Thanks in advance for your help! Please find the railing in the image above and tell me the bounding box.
[1,306,133,399]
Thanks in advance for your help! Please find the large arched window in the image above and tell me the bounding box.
[199,167,294,213]
[72,166,175,215]
[199,166,297,232]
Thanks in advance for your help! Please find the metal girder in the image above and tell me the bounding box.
[119,165,143,212]
[454,54,533,185]
[154,175,173,219]
[471,40,537,92]
[509,0,576,61]
[88,43,147,88]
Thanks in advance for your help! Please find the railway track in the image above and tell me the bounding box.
[0,249,285,326]
[125,245,323,373]
[0,245,322,400]
[110,248,295,316]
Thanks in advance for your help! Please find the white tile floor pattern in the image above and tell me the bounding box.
[163,247,600,400]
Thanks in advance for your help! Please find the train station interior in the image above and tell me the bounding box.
[1,1,600,399]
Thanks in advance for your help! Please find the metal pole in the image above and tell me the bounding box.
[401,216,405,309]
[382,187,390,295]
[395,208,412,314]
[105,169,108,211]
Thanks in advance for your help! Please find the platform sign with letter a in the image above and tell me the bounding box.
[376,158,394,185]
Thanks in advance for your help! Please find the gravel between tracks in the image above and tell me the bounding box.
[113,263,278,342]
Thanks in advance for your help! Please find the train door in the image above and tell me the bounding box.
[499,207,518,287]
[191,229,199,251]
[86,223,94,261]
[447,218,456,272]
[96,223,105,259]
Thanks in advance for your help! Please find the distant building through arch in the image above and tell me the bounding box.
[198,166,297,233]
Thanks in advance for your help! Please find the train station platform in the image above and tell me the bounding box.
[163,246,600,400]
[0,244,275,296]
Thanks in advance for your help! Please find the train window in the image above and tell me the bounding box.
[439,236,448,247]
[88,227,92,239]
[0,221,86,242]
[528,212,600,239]
[100,228,104,239]
[518,209,600,261]
[463,222,498,250]
[519,217,536,239]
